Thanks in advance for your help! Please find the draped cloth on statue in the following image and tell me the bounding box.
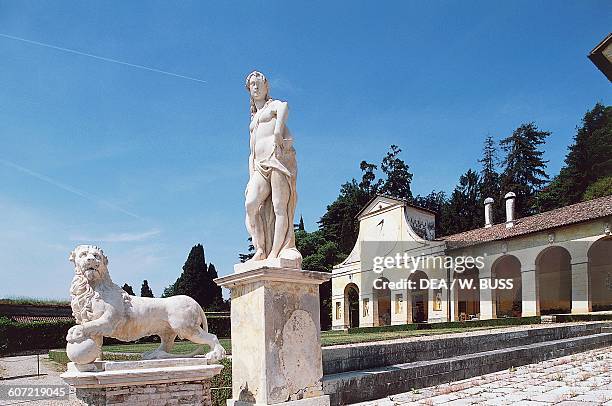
[249,105,302,264]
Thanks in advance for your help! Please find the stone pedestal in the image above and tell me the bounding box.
[60,357,222,406]
[215,266,331,406]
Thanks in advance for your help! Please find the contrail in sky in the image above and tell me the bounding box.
[0,158,143,220]
[0,33,207,84]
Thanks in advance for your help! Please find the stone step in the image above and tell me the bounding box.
[322,332,612,405]
[322,322,607,375]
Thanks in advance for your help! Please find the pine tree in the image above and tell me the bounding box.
[359,160,381,196]
[479,135,503,223]
[479,135,500,199]
[538,103,612,210]
[443,169,482,234]
[122,283,135,296]
[140,280,154,297]
[379,145,413,201]
[500,123,550,217]
[413,191,448,236]
[238,237,255,263]
[298,216,305,231]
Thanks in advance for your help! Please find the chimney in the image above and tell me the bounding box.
[484,197,494,228]
[504,192,516,228]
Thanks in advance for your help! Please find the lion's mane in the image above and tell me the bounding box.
[69,245,129,324]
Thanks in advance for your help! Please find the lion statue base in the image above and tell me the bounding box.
[66,244,226,365]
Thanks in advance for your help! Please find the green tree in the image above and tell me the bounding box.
[140,280,154,298]
[500,123,550,217]
[238,237,255,263]
[443,169,482,235]
[294,227,341,331]
[318,180,370,255]
[583,176,612,201]
[122,283,135,296]
[538,103,612,210]
[359,160,382,195]
[479,135,503,223]
[206,263,225,310]
[379,145,413,201]
[298,215,305,231]
[413,190,448,236]
[162,244,222,310]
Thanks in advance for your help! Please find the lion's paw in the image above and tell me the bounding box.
[206,344,226,362]
[142,349,173,360]
[66,325,85,343]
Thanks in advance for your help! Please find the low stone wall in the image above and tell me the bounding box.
[322,322,606,374]
[322,325,612,405]
[76,381,211,405]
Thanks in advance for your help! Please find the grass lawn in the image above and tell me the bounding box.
[91,325,504,356]
[319,325,500,346]
[101,338,232,355]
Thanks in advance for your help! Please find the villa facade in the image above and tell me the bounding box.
[331,194,612,330]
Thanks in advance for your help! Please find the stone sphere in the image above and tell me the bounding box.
[66,337,100,365]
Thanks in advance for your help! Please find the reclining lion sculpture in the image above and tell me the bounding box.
[65,244,226,365]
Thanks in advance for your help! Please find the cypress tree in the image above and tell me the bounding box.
[122,283,135,296]
[140,280,154,297]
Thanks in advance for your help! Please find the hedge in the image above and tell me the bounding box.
[207,316,231,338]
[347,316,542,334]
[546,313,612,322]
[0,316,74,355]
[0,315,230,356]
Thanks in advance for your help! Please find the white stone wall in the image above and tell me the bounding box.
[332,204,611,327]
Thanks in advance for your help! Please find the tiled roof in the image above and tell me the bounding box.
[440,195,612,249]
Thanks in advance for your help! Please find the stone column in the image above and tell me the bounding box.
[215,266,331,406]
[391,289,408,325]
[521,266,539,317]
[479,276,494,320]
[360,293,374,328]
[571,257,591,314]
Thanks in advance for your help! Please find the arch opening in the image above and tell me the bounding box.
[492,255,522,318]
[343,283,360,328]
[454,266,480,321]
[589,237,612,312]
[537,246,572,315]
[408,270,429,323]
[374,277,391,326]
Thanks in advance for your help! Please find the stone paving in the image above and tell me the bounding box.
[0,354,80,405]
[355,346,612,405]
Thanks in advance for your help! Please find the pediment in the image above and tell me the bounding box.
[357,195,404,219]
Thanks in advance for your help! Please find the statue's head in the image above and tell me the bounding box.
[245,71,269,99]
[245,71,270,117]
[69,244,109,284]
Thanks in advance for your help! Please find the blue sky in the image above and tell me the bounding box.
[0,1,610,299]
